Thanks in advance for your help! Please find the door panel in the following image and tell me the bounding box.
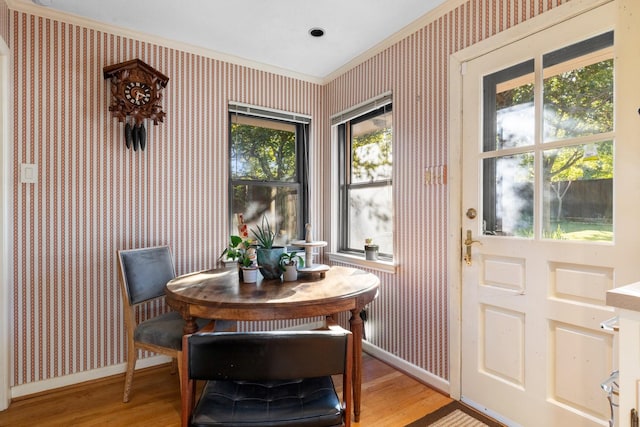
[461,4,620,426]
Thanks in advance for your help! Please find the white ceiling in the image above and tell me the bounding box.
[27,0,446,80]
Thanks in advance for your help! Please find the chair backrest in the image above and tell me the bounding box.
[117,246,176,305]
[186,330,351,381]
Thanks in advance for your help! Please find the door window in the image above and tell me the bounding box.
[482,32,614,241]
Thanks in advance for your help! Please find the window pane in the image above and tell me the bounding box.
[483,153,534,237]
[542,141,613,241]
[543,46,613,142]
[338,101,393,257]
[230,116,297,182]
[231,184,299,245]
[481,33,614,243]
[351,110,392,184]
[348,186,393,254]
[485,60,535,151]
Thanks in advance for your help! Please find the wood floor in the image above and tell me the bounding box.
[0,353,452,426]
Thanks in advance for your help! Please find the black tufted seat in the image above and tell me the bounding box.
[181,329,353,427]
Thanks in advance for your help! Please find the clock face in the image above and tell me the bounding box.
[123,81,152,106]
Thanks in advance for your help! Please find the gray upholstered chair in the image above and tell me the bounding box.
[117,245,234,403]
[181,327,353,427]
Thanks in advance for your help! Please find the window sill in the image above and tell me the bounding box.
[327,252,397,274]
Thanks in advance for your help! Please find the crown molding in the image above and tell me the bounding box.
[6,0,325,85]
[323,0,457,83]
[7,0,472,85]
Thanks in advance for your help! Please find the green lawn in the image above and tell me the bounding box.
[549,221,613,241]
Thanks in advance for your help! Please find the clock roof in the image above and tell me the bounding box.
[103,59,169,87]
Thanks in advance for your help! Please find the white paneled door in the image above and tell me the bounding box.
[459,3,637,426]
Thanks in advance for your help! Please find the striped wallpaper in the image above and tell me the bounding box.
[8,0,570,391]
[10,10,323,387]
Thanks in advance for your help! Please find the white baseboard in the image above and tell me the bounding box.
[10,355,171,399]
[273,322,450,394]
[363,341,450,394]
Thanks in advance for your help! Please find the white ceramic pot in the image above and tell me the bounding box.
[282,264,297,282]
[364,244,379,261]
[242,267,258,283]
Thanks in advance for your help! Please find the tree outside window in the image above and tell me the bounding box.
[483,32,613,241]
[229,111,308,245]
[339,103,393,256]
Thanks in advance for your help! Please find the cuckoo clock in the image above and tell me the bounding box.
[103,59,169,151]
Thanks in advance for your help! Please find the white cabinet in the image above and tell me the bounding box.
[607,282,640,427]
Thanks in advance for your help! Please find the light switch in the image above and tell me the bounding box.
[425,165,448,185]
[21,163,37,184]
[424,169,432,185]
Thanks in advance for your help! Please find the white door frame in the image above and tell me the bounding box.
[0,32,11,410]
[447,0,613,401]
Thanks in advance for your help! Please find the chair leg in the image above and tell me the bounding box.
[123,344,137,403]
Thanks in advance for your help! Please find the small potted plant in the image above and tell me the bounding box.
[219,235,259,283]
[279,252,304,282]
[364,238,379,261]
[251,216,285,280]
[219,235,250,263]
[239,247,259,283]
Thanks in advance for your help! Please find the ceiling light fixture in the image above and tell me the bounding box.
[309,28,325,38]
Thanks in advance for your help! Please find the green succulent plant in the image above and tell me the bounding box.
[251,216,276,248]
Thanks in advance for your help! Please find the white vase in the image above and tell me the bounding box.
[242,267,258,283]
[283,264,298,282]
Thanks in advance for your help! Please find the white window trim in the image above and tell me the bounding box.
[327,251,396,274]
[0,40,10,410]
[229,101,311,124]
[330,92,392,126]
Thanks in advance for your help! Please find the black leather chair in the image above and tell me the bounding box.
[117,245,235,402]
[181,327,353,427]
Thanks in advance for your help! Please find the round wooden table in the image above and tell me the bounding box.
[165,265,379,422]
